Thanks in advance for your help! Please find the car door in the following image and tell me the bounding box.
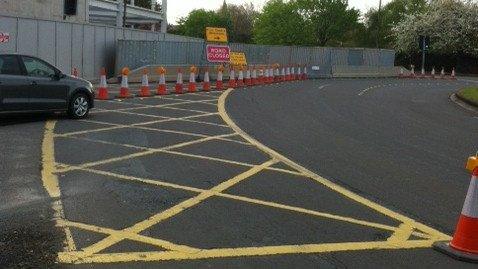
[0,55,31,111]
[21,56,68,110]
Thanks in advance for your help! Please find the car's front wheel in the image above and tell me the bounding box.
[68,93,90,119]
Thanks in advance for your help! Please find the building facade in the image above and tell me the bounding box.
[0,0,167,32]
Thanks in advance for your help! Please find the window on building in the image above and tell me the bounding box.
[64,0,78,16]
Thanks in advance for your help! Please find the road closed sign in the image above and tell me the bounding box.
[206,45,230,63]
[0,32,10,43]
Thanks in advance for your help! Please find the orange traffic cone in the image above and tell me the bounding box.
[96,68,109,100]
[228,68,236,88]
[72,67,79,78]
[434,155,478,262]
[156,66,168,95]
[286,66,291,81]
[188,66,197,93]
[237,67,245,88]
[175,68,184,94]
[251,67,258,86]
[118,67,132,98]
[216,65,224,91]
[274,66,280,82]
[203,68,211,92]
[450,68,457,80]
[264,68,270,84]
[245,67,252,86]
[269,67,274,83]
[138,69,152,97]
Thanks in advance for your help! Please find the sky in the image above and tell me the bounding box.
[165,0,392,24]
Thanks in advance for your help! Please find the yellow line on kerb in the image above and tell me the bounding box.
[218,89,450,242]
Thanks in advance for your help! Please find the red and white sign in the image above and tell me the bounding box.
[206,44,230,63]
[0,32,10,43]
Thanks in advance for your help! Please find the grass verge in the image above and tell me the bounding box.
[457,87,478,107]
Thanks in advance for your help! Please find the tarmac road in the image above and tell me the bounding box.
[225,78,478,267]
[1,78,477,268]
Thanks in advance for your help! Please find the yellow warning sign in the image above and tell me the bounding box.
[206,27,228,43]
[230,52,247,66]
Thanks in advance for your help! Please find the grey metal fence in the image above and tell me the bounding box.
[0,15,396,80]
[116,40,396,76]
[0,15,202,80]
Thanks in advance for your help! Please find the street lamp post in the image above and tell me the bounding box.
[376,0,382,48]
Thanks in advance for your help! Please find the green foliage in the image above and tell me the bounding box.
[174,9,232,39]
[363,0,427,48]
[253,0,315,45]
[294,0,361,46]
[392,0,478,56]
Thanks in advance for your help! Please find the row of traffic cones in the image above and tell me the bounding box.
[399,66,457,80]
[95,64,309,100]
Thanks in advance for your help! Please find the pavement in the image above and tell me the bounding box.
[1,77,477,268]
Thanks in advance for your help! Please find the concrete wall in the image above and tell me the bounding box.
[0,0,89,23]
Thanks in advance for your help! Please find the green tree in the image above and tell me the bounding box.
[363,0,427,48]
[219,3,258,43]
[175,9,232,39]
[253,0,314,45]
[295,0,360,46]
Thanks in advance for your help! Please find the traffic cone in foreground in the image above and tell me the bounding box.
[275,66,280,82]
[216,65,224,90]
[433,155,478,263]
[96,68,109,100]
[303,66,308,80]
[138,69,152,97]
[175,69,184,94]
[228,69,236,88]
[281,67,286,81]
[440,67,445,79]
[188,66,197,93]
[399,67,404,78]
[156,67,168,95]
[410,66,416,78]
[269,67,274,83]
[118,67,132,98]
[237,67,245,88]
[203,68,211,91]
[431,67,436,79]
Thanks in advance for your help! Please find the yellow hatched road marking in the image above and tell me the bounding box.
[59,240,436,264]
[71,159,278,259]
[55,133,238,173]
[40,89,452,265]
[58,165,416,237]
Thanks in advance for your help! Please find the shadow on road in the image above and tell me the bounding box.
[0,113,68,127]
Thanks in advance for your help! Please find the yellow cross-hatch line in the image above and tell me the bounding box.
[39,91,452,265]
